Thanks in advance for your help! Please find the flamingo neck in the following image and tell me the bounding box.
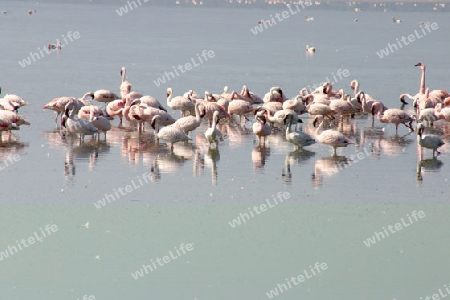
[167,90,173,105]
[419,65,426,95]
[121,68,126,83]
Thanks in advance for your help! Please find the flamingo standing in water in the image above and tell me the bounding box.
[43,92,93,125]
[106,99,125,124]
[416,122,444,159]
[173,102,204,136]
[204,111,222,148]
[373,107,414,134]
[120,67,132,98]
[252,114,271,146]
[284,114,315,150]
[166,88,194,117]
[313,116,354,155]
[151,115,190,151]
[61,102,98,141]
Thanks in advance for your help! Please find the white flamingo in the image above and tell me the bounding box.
[173,102,203,136]
[204,111,222,148]
[0,93,29,112]
[61,102,98,141]
[151,115,190,151]
[166,88,195,117]
[285,114,316,150]
[416,122,444,159]
[120,67,132,98]
[89,108,111,140]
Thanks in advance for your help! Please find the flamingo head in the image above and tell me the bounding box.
[166,88,173,97]
[399,94,409,105]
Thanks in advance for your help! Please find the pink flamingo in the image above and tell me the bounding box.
[253,114,271,146]
[373,108,414,134]
[313,116,354,155]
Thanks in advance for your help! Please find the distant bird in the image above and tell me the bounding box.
[305,17,314,22]
[416,122,444,159]
[392,17,402,23]
[306,45,316,53]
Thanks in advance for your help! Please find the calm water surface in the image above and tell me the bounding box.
[1,1,450,299]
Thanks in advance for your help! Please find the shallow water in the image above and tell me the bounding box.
[1,1,450,299]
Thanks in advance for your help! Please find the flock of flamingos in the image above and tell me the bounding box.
[1,63,449,166]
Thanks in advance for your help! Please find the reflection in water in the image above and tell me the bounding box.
[252,145,270,170]
[312,155,351,188]
[0,133,29,168]
[416,158,444,183]
[282,149,315,184]
[40,115,449,187]
[42,129,111,183]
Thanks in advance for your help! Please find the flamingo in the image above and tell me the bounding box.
[284,114,315,150]
[0,110,30,127]
[283,94,308,115]
[138,95,167,111]
[329,91,357,122]
[313,116,354,155]
[0,93,29,112]
[197,92,229,125]
[373,107,414,134]
[43,92,92,125]
[89,108,111,140]
[252,114,271,146]
[106,99,125,124]
[263,108,300,129]
[166,88,195,117]
[151,115,190,151]
[61,102,98,141]
[263,87,286,103]
[173,102,203,136]
[307,102,335,120]
[229,85,263,105]
[120,67,132,98]
[93,89,120,105]
[416,122,444,159]
[435,103,450,122]
[402,62,449,106]
[228,98,255,125]
[77,105,105,121]
[204,111,222,148]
